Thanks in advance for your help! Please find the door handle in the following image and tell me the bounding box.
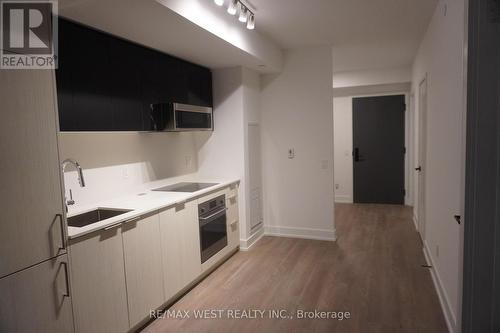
[353,148,365,162]
[61,262,70,298]
[354,148,360,162]
[415,166,422,172]
[57,214,66,251]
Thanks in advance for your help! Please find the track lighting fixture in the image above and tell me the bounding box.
[246,13,255,30]
[214,0,255,30]
[238,4,248,23]
[227,0,238,15]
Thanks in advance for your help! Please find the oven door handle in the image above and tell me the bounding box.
[199,208,228,224]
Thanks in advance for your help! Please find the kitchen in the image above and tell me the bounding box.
[1,4,252,330]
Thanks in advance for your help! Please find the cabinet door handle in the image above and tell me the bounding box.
[61,262,70,298]
[57,214,66,251]
[103,223,122,231]
[124,217,141,225]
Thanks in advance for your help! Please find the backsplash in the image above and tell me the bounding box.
[59,132,199,208]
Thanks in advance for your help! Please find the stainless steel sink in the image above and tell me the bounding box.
[152,182,218,193]
[67,208,132,228]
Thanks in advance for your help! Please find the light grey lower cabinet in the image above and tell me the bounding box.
[69,226,129,333]
[121,214,164,328]
[0,254,74,333]
[159,201,202,300]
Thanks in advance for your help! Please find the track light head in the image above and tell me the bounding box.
[214,0,224,6]
[246,13,255,29]
[227,0,238,15]
[238,4,248,22]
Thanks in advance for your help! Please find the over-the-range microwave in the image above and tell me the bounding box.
[150,102,213,132]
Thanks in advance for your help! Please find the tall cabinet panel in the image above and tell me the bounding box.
[0,69,66,278]
[0,254,74,333]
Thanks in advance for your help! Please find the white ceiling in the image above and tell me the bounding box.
[59,0,438,73]
[250,0,438,49]
[250,0,438,71]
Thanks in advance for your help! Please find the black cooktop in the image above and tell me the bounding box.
[152,182,218,193]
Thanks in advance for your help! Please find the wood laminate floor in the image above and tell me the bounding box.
[143,204,448,333]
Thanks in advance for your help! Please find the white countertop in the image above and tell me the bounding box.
[66,176,239,239]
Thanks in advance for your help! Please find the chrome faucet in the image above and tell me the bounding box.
[62,159,86,211]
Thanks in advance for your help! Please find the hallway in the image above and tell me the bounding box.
[144,204,447,333]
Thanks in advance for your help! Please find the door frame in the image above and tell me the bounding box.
[416,75,428,240]
[349,92,412,205]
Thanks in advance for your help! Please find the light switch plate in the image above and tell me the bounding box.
[288,148,295,159]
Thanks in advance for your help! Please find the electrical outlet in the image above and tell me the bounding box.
[288,148,295,159]
[435,245,440,258]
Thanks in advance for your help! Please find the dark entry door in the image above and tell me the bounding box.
[353,95,405,204]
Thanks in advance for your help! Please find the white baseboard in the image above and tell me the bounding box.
[412,214,418,231]
[239,227,264,251]
[264,225,337,241]
[422,242,456,333]
[335,195,353,204]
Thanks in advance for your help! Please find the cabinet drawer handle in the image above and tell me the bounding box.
[61,262,70,298]
[124,217,141,224]
[103,223,122,231]
[57,214,66,251]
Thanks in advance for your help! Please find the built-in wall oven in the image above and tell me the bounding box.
[198,195,228,263]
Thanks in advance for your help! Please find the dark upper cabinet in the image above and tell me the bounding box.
[137,48,162,130]
[187,63,213,107]
[158,54,188,105]
[108,38,143,130]
[56,18,213,132]
[57,19,113,131]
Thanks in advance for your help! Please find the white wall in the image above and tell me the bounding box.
[59,132,198,209]
[411,0,466,331]
[261,47,335,241]
[332,66,412,89]
[196,66,263,248]
[196,67,247,243]
[333,97,353,203]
